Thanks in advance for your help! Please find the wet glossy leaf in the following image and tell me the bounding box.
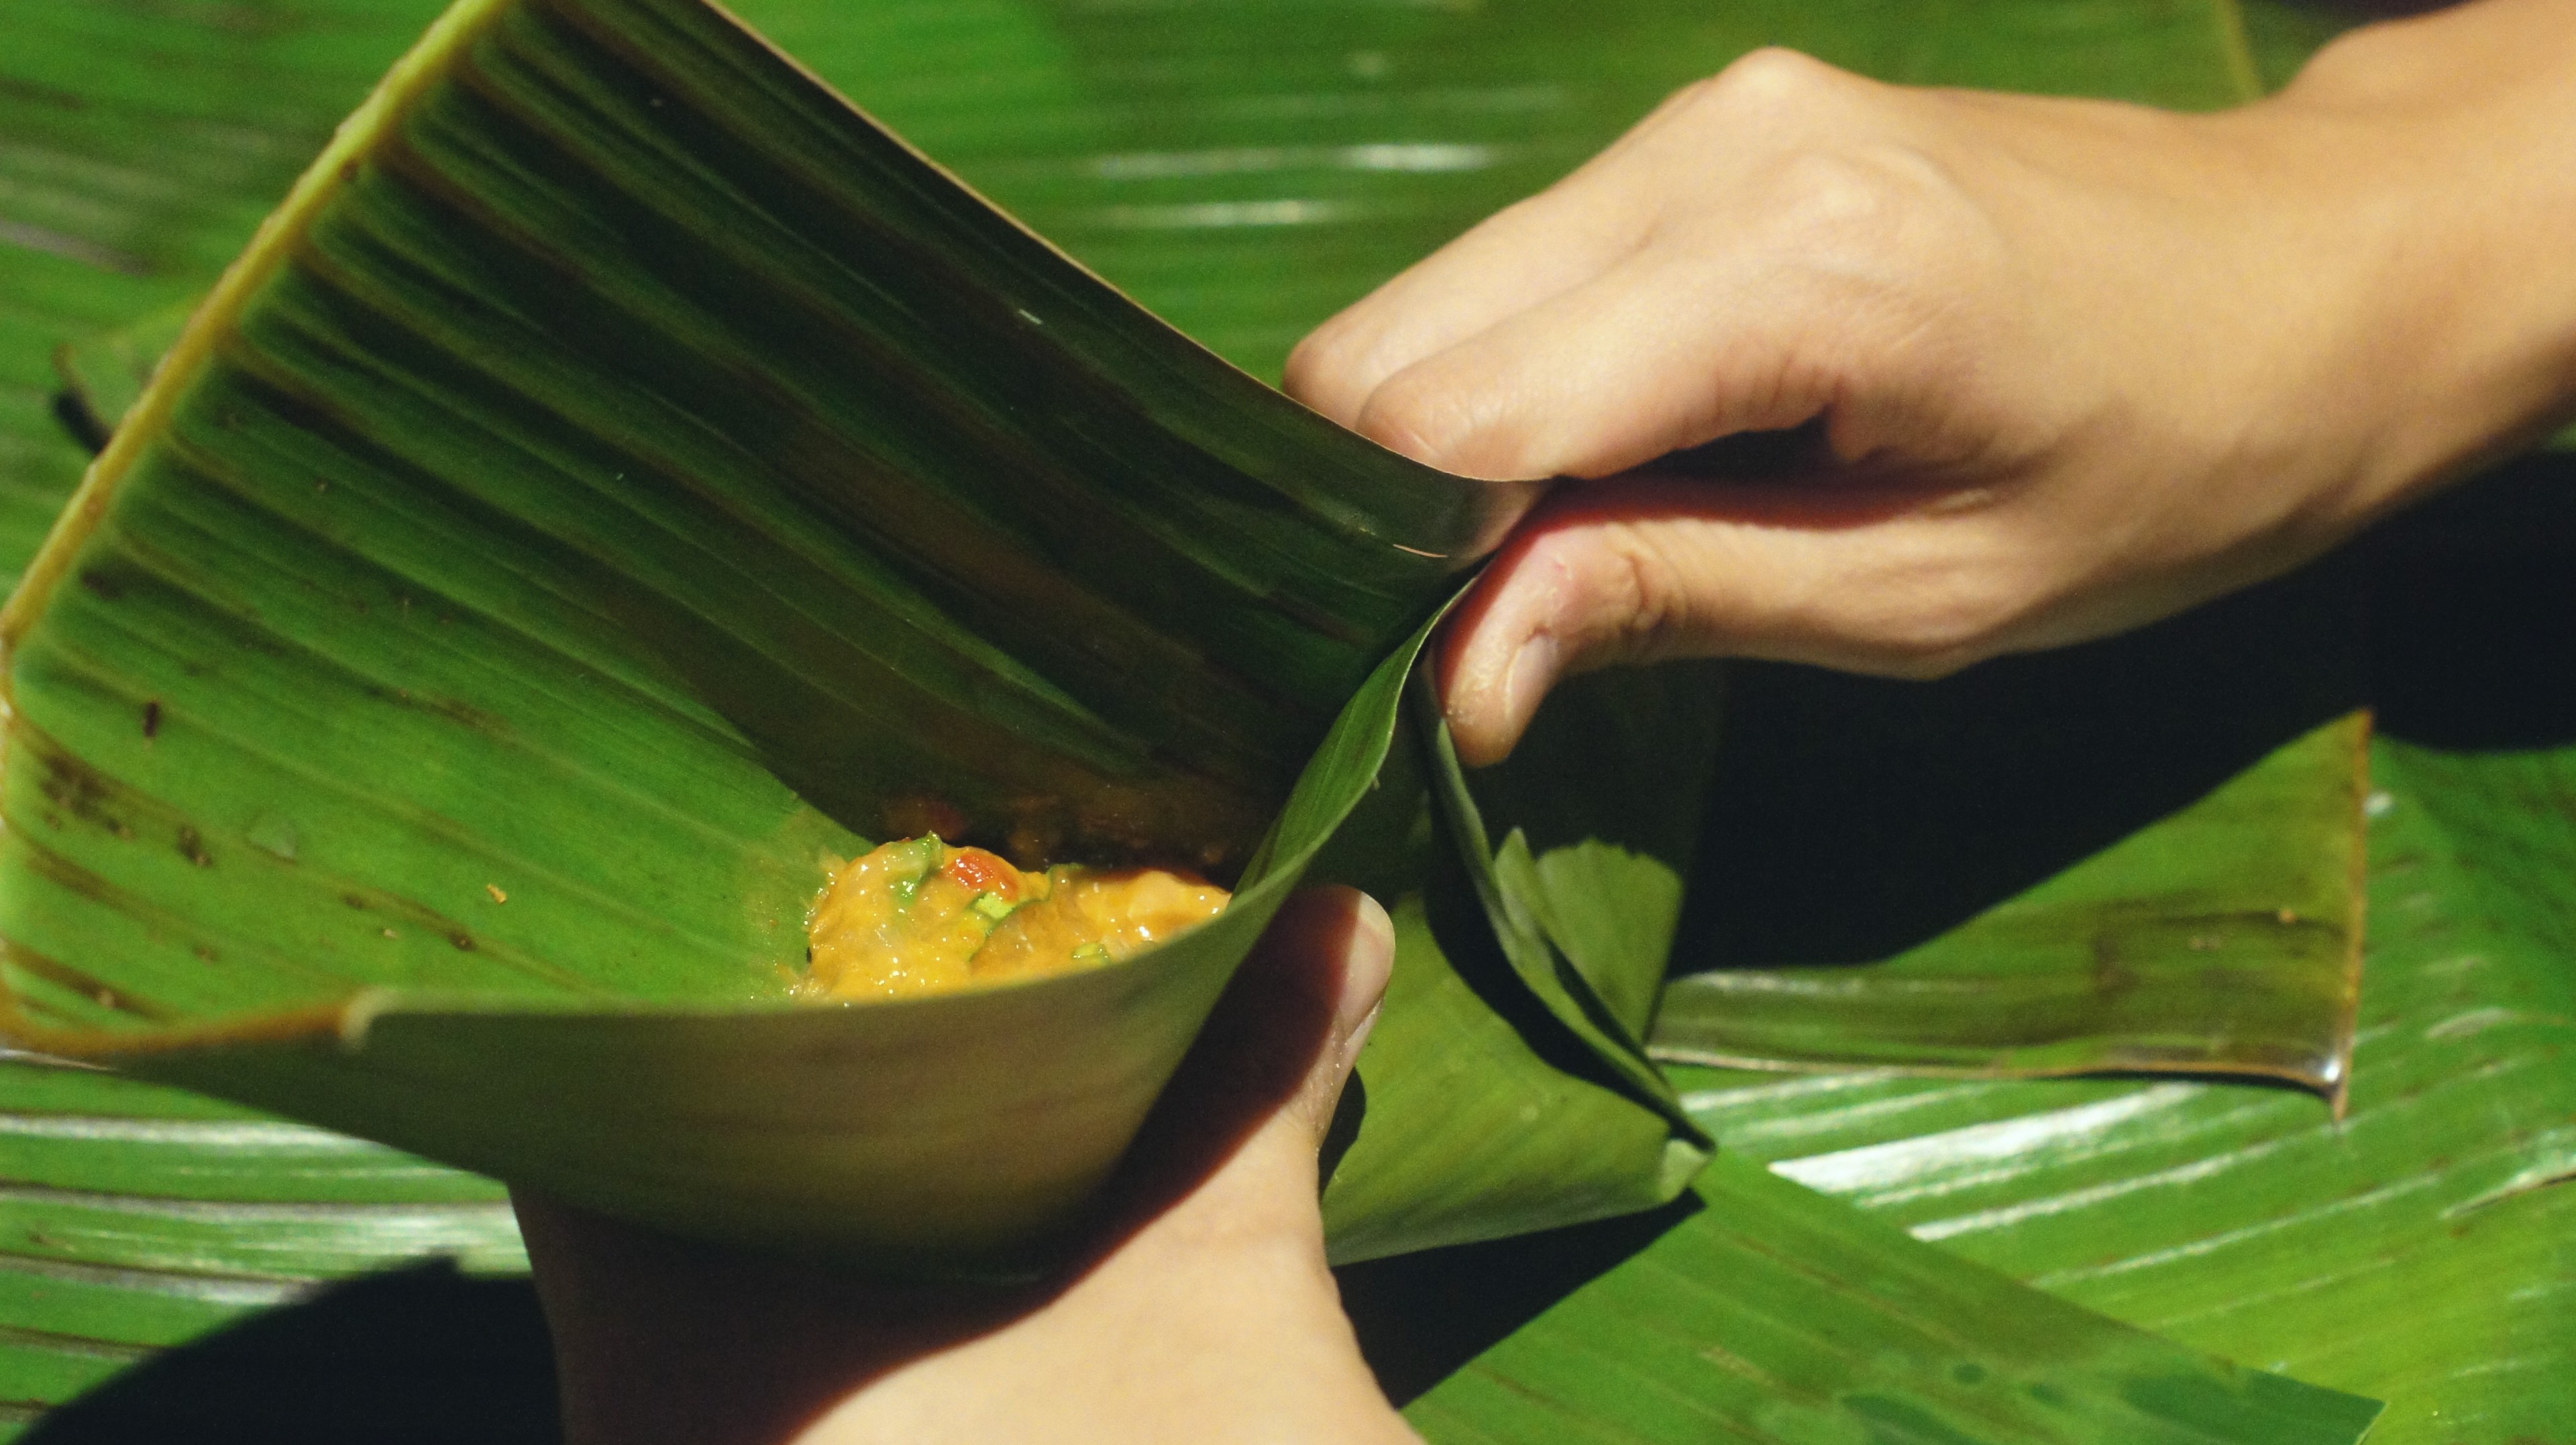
[0,0,2408,1440]
[1669,736,2576,1443]
[0,0,1542,1272]
[1395,1154,2381,1445]
[1655,712,2370,1098]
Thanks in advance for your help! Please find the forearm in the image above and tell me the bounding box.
[2243,0,2576,511]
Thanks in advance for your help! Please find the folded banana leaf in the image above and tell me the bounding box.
[0,0,1417,1266]
[10,0,2369,1272]
[0,0,2410,1438]
[1658,710,2359,1091]
[0,0,1744,1275]
[1670,731,2576,1442]
[1654,697,2370,1097]
[4,0,2383,1149]
[1317,667,1721,1261]
[1652,556,2377,1100]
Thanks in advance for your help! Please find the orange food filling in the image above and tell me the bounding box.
[802,837,1231,1000]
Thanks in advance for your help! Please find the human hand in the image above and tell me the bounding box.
[515,886,1417,1445]
[1287,0,2576,765]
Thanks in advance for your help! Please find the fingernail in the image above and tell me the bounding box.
[1334,894,1395,1071]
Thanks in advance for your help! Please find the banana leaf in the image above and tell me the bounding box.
[1656,712,2367,1094]
[1666,737,2576,1442]
[3,0,2379,1272]
[47,304,197,457]
[1652,558,2371,1100]
[0,0,2411,1432]
[1351,501,2576,1442]
[16,0,2387,1136]
[0,0,462,595]
[1383,1155,2382,1445]
[0,0,1752,1280]
[0,661,2394,1442]
[1316,667,1722,1261]
[1,0,2362,551]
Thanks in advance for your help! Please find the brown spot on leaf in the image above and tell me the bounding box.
[3,945,173,1020]
[176,826,211,868]
[0,75,87,111]
[142,700,161,739]
[38,751,127,837]
[375,686,508,737]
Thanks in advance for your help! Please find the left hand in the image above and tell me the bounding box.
[514,886,1413,1445]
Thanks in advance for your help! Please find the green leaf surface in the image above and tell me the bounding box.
[0,0,2408,1438]
[1397,1154,2381,1445]
[0,0,1554,1271]
[1316,683,1713,1264]
[1415,669,1712,1138]
[0,1046,528,1436]
[0,0,1730,1289]
[799,0,2325,383]
[1668,736,2576,1443]
[1654,711,2369,1096]
[0,0,453,594]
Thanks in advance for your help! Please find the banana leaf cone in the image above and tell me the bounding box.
[0,0,1717,1274]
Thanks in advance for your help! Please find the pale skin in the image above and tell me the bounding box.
[525,1,2576,1438]
[1290,0,2576,765]
[517,886,1422,1445]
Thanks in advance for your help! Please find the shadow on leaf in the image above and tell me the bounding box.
[24,1261,559,1445]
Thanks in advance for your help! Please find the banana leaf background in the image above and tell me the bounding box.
[0,0,2568,1440]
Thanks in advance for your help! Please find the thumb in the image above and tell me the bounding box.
[1284,887,1395,1144]
[1105,883,1396,1232]
[1234,886,1396,1151]
[1439,474,2016,765]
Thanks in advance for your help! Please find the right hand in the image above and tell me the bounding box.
[1287,3,2576,765]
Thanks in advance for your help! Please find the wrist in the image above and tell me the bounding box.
[2243,1,2576,521]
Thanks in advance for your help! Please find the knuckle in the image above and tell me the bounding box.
[1703,47,1838,113]
[1353,372,1487,474]
[1525,521,1691,666]
[1768,150,1907,236]
[1748,151,2000,372]
[1645,50,1849,145]
[1593,530,1671,646]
